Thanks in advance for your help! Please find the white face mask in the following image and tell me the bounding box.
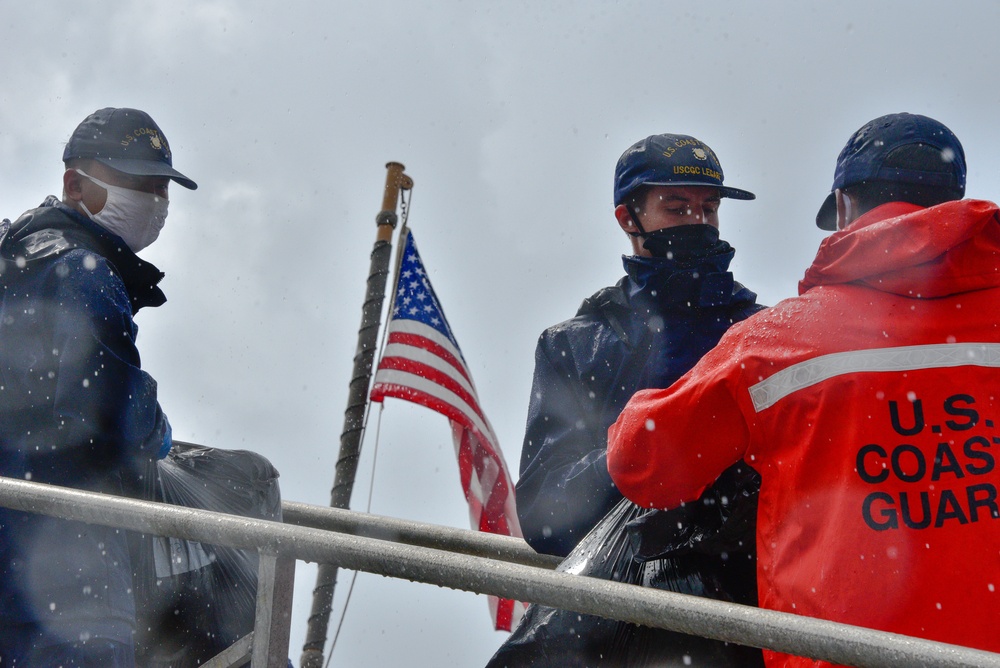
[76,169,168,252]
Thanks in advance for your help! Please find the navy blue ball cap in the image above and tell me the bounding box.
[63,107,197,190]
[613,133,754,206]
[816,113,965,230]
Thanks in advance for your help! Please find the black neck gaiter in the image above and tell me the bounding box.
[623,224,737,307]
[640,223,733,266]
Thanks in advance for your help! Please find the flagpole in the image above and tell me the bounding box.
[301,162,413,668]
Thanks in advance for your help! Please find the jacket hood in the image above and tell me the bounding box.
[799,199,1000,298]
[0,197,166,311]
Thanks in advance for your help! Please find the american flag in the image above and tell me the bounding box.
[369,229,526,632]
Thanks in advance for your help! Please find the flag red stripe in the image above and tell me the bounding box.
[370,369,498,455]
[494,597,514,631]
[456,428,474,493]
[374,356,485,427]
[369,382,497,453]
[386,330,471,384]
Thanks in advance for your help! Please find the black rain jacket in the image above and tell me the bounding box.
[516,241,765,558]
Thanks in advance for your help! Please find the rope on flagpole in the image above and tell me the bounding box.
[322,185,417,665]
[323,401,386,667]
[302,162,413,668]
[323,184,415,666]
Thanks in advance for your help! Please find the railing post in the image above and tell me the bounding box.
[192,549,298,668]
[253,550,297,667]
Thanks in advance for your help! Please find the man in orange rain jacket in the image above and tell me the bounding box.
[607,113,1000,666]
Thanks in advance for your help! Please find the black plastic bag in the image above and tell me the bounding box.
[130,442,282,668]
[487,463,763,668]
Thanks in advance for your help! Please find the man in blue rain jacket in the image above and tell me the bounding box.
[0,108,196,666]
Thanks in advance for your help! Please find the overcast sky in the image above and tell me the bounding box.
[2,1,1000,665]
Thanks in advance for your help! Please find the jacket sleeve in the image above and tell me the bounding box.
[607,335,750,510]
[35,251,170,485]
[515,334,622,557]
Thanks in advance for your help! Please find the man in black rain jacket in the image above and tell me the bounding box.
[505,133,766,666]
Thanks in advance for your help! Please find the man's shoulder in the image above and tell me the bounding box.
[536,278,642,354]
[6,199,98,261]
[538,312,606,345]
[3,199,165,312]
[712,292,818,357]
[37,249,128,301]
[579,279,629,310]
[1,206,122,289]
[0,232,128,306]
[539,280,627,331]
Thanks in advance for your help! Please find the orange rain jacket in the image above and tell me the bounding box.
[608,200,1000,666]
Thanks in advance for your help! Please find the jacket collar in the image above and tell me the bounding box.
[577,254,759,349]
[622,250,738,309]
[0,197,166,312]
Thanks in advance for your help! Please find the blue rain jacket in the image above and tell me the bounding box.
[0,198,170,653]
[516,239,765,557]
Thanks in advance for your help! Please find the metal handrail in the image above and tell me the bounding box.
[281,500,561,570]
[0,476,998,668]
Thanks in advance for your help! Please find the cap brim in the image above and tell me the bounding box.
[640,180,756,200]
[719,186,755,201]
[93,157,198,190]
[816,192,837,230]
